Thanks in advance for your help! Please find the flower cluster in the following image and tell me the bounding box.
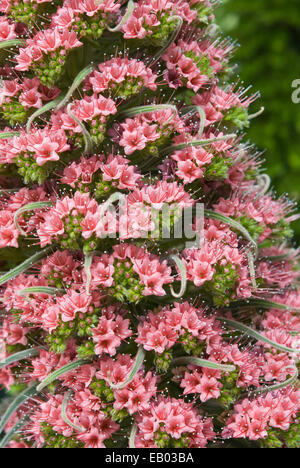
[213,191,296,243]
[135,397,215,448]
[0,0,53,27]
[91,243,173,301]
[0,16,16,41]
[137,302,222,359]
[15,27,82,86]
[223,389,300,445]
[181,219,252,305]
[0,77,60,126]
[162,39,222,92]
[1,126,70,183]
[116,108,185,156]
[52,0,121,41]
[60,154,141,196]
[122,0,198,43]
[85,57,158,99]
[0,187,50,248]
[193,85,258,129]
[51,94,117,145]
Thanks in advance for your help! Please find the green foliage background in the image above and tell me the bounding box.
[216,0,300,242]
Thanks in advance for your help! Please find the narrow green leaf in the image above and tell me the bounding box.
[254,365,298,395]
[0,247,52,287]
[0,348,40,369]
[218,317,300,354]
[152,15,183,63]
[107,0,135,32]
[18,286,64,300]
[0,416,29,448]
[171,356,236,372]
[0,384,37,434]
[98,191,125,220]
[36,359,90,392]
[107,348,145,390]
[230,298,300,313]
[26,96,64,132]
[56,65,94,111]
[0,39,25,50]
[247,251,257,289]
[61,391,85,433]
[169,255,187,298]
[0,132,19,139]
[182,105,206,138]
[258,253,291,262]
[248,106,264,120]
[67,104,93,155]
[160,133,236,156]
[84,252,94,296]
[256,174,270,196]
[129,424,137,448]
[14,201,53,236]
[120,104,178,124]
[204,209,258,257]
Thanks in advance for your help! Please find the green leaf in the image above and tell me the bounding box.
[152,15,183,63]
[107,348,145,390]
[0,384,37,434]
[61,391,85,433]
[247,251,257,289]
[56,64,94,111]
[107,0,135,32]
[129,424,137,448]
[0,132,20,139]
[119,104,178,124]
[182,105,206,138]
[169,255,187,298]
[0,348,40,369]
[67,104,93,155]
[18,286,64,300]
[219,317,300,354]
[0,39,25,50]
[84,252,94,296]
[171,356,236,372]
[14,201,53,236]
[205,209,258,256]
[0,247,52,287]
[160,133,236,156]
[36,359,90,392]
[26,96,65,132]
[0,415,29,449]
[254,365,298,394]
[230,298,300,313]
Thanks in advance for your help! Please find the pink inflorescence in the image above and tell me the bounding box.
[0,0,299,450]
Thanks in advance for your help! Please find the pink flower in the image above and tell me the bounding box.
[59,290,91,322]
[119,129,146,155]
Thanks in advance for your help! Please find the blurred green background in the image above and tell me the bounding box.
[216,0,300,242]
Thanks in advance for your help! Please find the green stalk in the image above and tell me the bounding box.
[0,247,52,287]
[0,384,37,434]
[14,201,53,236]
[107,348,145,390]
[219,317,300,354]
[36,359,90,392]
[0,348,40,369]
[171,356,236,372]
[169,255,187,298]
